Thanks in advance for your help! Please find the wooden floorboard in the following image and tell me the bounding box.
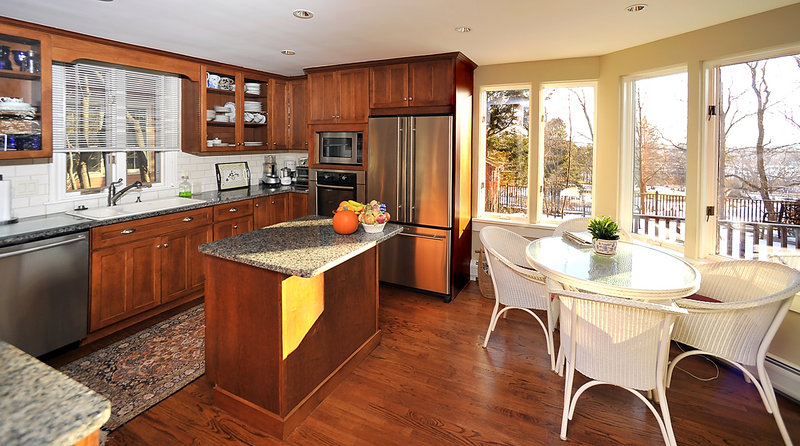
[55,282,799,445]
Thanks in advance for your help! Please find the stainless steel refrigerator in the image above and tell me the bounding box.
[368,115,453,296]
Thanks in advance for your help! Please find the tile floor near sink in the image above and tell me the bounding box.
[65,197,206,221]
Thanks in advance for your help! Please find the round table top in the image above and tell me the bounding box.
[525,236,700,300]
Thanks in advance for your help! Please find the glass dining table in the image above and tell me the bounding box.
[525,236,701,301]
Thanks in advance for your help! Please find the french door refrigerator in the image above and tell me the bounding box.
[368,115,453,297]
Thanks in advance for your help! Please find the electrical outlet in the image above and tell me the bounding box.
[13,179,38,197]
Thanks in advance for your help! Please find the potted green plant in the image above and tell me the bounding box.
[587,216,620,256]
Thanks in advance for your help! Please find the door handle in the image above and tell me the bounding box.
[398,232,446,241]
[319,184,355,191]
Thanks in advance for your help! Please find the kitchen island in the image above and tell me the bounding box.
[199,216,401,439]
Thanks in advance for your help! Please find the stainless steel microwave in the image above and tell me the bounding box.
[316,131,363,165]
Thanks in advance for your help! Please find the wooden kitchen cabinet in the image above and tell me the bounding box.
[288,77,308,150]
[268,77,287,149]
[308,68,368,124]
[0,23,51,159]
[289,192,309,219]
[253,194,288,228]
[370,58,454,110]
[89,207,212,333]
[213,199,254,240]
[182,66,269,152]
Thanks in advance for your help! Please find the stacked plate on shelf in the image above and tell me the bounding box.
[244,101,263,112]
[244,83,261,95]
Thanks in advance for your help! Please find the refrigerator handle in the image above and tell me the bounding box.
[409,117,416,222]
[397,119,404,219]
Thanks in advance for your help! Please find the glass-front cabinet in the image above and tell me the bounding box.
[182,65,269,153]
[0,24,51,159]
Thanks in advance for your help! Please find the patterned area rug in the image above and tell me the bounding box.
[60,304,205,434]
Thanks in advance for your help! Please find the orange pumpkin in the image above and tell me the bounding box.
[332,209,359,234]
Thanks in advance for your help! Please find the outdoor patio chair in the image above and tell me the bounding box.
[667,260,800,446]
[479,226,559,371]
[548,279,686,445]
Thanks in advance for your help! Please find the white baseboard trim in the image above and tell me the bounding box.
[766,354,800,403]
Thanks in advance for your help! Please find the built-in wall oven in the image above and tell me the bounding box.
[309,169,365,216]
[316,131,363,165]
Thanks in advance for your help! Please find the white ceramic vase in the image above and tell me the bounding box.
[592,238,617,256]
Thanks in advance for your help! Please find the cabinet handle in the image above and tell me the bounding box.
[183,216,194,222]
[273,142,277,145]
[255,203,260,207]
[233,225,238,229]
[403,97,407,101]
[409,97,413,101]
[163,243,169,248]
[229,207,238,212]
[156,244,162,248]
[271,201,275,204]
[121,228,136,234]
[331,115,336,119]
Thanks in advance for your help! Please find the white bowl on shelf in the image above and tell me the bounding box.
[361,222,386,233]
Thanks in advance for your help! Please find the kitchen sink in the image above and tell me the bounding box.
[67,197,206,221]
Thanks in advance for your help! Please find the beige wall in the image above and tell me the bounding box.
[472,3,800,368]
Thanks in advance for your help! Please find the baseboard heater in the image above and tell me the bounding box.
[766,354,800,403]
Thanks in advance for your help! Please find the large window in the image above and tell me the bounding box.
[480,88,530,219]
[627,71,688,244]
[540,85,595,221]
[713,52,800,259]
[52,62,179,197]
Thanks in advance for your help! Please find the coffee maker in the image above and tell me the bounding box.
[261,155,280,186]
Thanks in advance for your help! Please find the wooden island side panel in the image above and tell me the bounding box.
[203,246,380,439]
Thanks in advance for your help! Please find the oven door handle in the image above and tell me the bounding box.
[317,184,355,191]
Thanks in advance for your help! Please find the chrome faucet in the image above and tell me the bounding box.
[108,180,143,206]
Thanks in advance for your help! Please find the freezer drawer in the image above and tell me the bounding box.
[379,226,450,295]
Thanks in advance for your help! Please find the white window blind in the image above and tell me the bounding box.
[53,62,180,152]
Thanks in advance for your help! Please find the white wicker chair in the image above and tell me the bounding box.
[552,217,632,241]
[667,260,800,446]
[548,279,686,446]
[479,226,559,371]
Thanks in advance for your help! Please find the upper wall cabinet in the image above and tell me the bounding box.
[370,58,454,111]
[308,68,369,124]
[287,78,308,150]
[182,66,270,153]
[0,23,51,159]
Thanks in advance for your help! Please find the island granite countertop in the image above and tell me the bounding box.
[0,185,307,248]
[0,341,110,445]
[199,216,402,277]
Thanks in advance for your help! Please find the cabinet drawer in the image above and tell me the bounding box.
[91,207,212,250]
[213,199,253,222]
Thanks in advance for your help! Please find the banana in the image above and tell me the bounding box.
[348,200,365,211]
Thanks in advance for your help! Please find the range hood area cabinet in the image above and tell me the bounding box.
[369,58,454,110]
[307,67,369,124]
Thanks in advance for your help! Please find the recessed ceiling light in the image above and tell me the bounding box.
[455,26,471,33]
[292,9,314,19]
[626,4,647,13]
[281,50,296,56]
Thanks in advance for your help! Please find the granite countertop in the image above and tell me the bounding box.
[0,341,110,445]
[0,185,307,248]
[199,216,402,277]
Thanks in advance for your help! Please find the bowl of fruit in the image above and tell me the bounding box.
[357,200,390,233]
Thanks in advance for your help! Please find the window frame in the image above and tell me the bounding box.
[619,64,689,251]
[537,81,598,224]
[477,83,533,223]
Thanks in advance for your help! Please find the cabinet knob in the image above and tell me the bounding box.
[255,203,260,207]
[331,115,336,119]
[271,201,275,204]
[273,142,277,145]
[229,207,238,212]
[403,97,407,101]
[183,216,194,222]
[408,97,413,101]
[163,243,169,248]
[156,244,162,248]
[233,225,238,229]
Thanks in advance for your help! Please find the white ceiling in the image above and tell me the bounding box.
[1,0,798,76]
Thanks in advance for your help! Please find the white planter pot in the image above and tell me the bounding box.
[592,238,617,256]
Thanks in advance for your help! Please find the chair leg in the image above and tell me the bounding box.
[656,383,677,446]
[482,301,500,348]
[560,361,575,441]
[758,361,794,446]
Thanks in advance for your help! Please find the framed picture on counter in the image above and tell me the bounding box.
[215,162,250,190]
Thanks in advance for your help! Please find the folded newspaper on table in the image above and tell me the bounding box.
[563,231,593,246]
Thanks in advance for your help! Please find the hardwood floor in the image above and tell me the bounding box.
[57,283,799,445]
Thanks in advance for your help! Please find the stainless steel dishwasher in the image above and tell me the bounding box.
[0,232,89,357]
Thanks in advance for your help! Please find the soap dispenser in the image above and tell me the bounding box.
[178,173,193,198]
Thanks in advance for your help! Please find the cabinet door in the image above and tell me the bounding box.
[254,194,289,227]
[337,68,370,123]
[203,65,239,151]
[213,215,253,240]
[288,78,308,150]
[268,78,287,149]
[408,59,454,107]
[289,193,309,220]
[90,238,160,331]
[308,71,338,123]
[370,64,409,109]
[161,225,212,304]
[253,196,269,228]
[242,74,269,150]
